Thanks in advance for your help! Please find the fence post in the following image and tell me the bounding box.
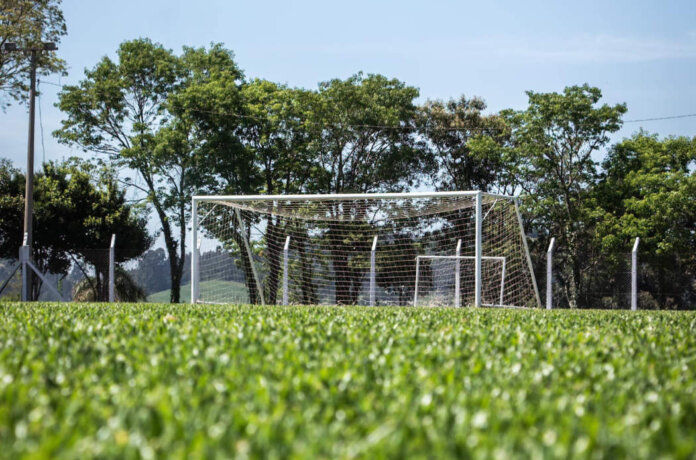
[474,191,482,308]
[283,236,290,306]
[370,236,378,306]
[631,237,639,311]
[19,232,29,301]
[191,197,199,304]
[546,237,555,310]
[108,234,116,302]
[454,239,462,308]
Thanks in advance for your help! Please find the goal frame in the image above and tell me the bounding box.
[414,255,506,308]
[190,191,542,308]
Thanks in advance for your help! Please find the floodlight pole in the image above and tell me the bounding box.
[546,238,555,310]
[1,42,57,301]
[631,237,639,311]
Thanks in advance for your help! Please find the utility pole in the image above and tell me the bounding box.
[1,42,57,300]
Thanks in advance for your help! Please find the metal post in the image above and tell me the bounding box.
[19,233,29,302]
[499,258,506,306]
[546,238,555,310]
[191,198,199,303]
[24,50,36,249]
[454,239,462,308]
[631,237,639,311]
[413,258,420,307]
[235,209,265,305]
[474,191,482,307]
[514,199,542,308]
[283,236,290,306]
[370,236,378,306]
[108,234,116,302]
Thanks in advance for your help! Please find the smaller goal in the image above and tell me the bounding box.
[191,191,541,308]
[414,254,505,308]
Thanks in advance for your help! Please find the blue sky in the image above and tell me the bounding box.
[1,0,695,168]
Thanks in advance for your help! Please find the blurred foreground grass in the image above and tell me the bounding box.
[0,303,694,459]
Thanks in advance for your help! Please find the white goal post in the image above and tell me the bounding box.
[191,191,541,308]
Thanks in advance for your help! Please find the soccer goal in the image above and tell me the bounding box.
[191,191,541,308]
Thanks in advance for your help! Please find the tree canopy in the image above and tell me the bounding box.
[0,0,66,108]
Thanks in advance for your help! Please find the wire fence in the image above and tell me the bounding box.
[1,238,694,308]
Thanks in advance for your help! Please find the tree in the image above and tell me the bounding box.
[505,84,626,308]
[0,0,66,108]
[594,132,696,309]
[418,95,514,193]
[305,73,426,304]
[0,158,151,299]
[235,80,317,304]
[55,40,243,302]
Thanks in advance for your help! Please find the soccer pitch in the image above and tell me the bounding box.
[0,304,694,458]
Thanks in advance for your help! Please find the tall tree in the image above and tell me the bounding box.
[418,95,514,193]
[306,73,426,304]
[55,40,243,302]
[236,80,317,304]
[0,0,66,108]
[594,132,696,309]
[504,84,626,308]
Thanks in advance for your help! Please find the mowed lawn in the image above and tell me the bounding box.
[0,304,694,458]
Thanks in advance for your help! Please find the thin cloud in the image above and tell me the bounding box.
[313,33,696,63]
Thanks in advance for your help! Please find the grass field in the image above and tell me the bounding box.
[0,303,694,458]
[147,280,248,303]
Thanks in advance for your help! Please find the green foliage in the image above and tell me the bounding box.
[0,0,66,108]
[0,304,694,457]
[418,95,513,193]
[506,85,627,308]
[0,158,151,299]
[594,132,696,308]
[308,73,425,194]
[55,40,244,302]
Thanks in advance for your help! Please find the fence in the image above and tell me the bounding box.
[0,234,154,303]
[544,237,695,310]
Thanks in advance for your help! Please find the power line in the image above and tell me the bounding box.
[624,113,696,123]
[38,80,46,165]
[31,80,696,130]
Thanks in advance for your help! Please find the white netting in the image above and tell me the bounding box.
[194,193,539,307]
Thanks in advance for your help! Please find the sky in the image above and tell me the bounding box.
[1,0,695,169]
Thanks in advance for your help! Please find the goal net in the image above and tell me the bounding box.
[191,192,540,308]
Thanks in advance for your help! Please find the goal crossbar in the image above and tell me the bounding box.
[192,191,513,202]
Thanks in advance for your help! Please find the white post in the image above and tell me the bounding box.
[283,236,290,306]
[546,238,555,310]
[454,239,462,308]
[108,234,116,302]
[235,209,265,305]
[631,237,639,311]
[191,198,199,303]
[514,199,542,308]
[370,235,378,306]
[413,258,420,307]
[474,191,482,308]
[19,232,29,302]
[499,258,506,306]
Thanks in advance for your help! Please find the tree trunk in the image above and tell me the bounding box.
[232,221,260,304]
[264,216,282,305]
